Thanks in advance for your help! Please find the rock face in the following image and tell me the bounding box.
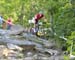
[0,25,64,60]
[0,45,7,57]
[0,25,24,35]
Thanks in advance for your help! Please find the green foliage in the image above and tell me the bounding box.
[64,55,70,60]
[67,31,75,54]
[0,0,75,58]
[0,0,75,45]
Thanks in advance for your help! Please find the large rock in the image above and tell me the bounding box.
[0,25,24,35]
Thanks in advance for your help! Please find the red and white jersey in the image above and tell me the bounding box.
[34,13,44,24]
[7,19,12,25]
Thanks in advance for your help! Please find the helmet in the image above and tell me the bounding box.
[8,19,11,22]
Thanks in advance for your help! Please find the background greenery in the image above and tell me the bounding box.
[0,0,75,59]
